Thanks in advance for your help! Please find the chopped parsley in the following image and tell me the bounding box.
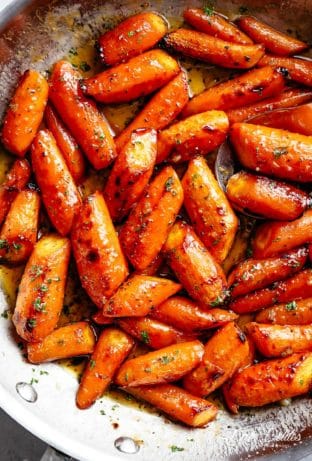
[273,147,288,158]
[79,61,91,72]
[203,4,214,16]
[285,301,297,311]
[33,298,46,312]
[90,359,96,369]
[140,330,150,344]
[170,445,185,452]
[0,239,9,249]
[13,243,22,250]
[164,177,177,196]
[160,355,174,365]
[69,47,78,56]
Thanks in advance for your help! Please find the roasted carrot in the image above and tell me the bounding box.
[256,298,312,325]
[27,322,95,364]
[183,66,284,118]
[163,28,264,69]
[230,123,312,183]
[115,340,204,387]
[31,129,81,236]
[76,328,134,409]
[82,50,180,104]
[126,383,217,427]
[156,110,229,164]
[120,166,183,271]
[237,16,308,56]
[49,61,116,170]
[182,156,238,263]
[96,12,168,66]
[92,311,114,325]
[104,128,157,222]
[228,247,308,299]
[226,171,308,220]
[162,221,227,308]
[115,71,189,153]
[103,275,181,317]
[257,55,312,87]
[44,104,86,183]
[134,253,164,276]
[13,234,70,342]
[1,70,48,157]
[0,190,40,265]
[71,191,128,309]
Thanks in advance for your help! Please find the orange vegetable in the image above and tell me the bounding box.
[71,191,128,309]
[257,55,312,87]
[134,253,164,276]
[82,50,180,104]
[27,322,96,364]
[1,70,48,157]
[92,311,114,325]
[76,328,134,409]
[49,61,116,170]
[31,129,82,236]
[13,234,70,342]
[256,298,312,325]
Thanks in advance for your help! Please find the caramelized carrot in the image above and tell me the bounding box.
[256,298,312,325]
[2,70,48,156]
[49,61,116,170]
[257,55,312,87]
[92,311,114,325]
[13,235,70,342]
[27,322,95,363]
[135,253,164,276]
[71,191,128,309]
[76,328,134,409]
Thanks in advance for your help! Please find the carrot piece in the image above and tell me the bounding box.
[44,104,86,183]
[1,70,48,157]
[183,66,284,118]
[182,156,238,263]
[183,322,252,397]
[162,221,227,308]
[156,110,229,164]
[115,71,189,153]
[82,50,180,104]
[226,171,308,220]
[256,298,312,325]
[76,328,134,409]
[96,12,168,66]
[71,191,128,309]
[134,253,164,276]
[163,28,264,69]
[115,340,204,387]
[92,311,114,325]
[27,322,95,364]
[103,128,157,222]
[119,166,183,271]
[230,123,312,183]
[257,55,312,87]
[12,234,70,342]
[183,8,252,44]
[151,296,238,332]
[103,275,182,317]
[237,16,308,56]
[228,247,308,299]
[0,190,40,265]
[125,383,217,427]
[31,129,82,236]
[49,61,116,170]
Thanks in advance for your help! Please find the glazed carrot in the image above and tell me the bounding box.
[115,71,189,153]
[230,123,312,183]
[27,322,95,364]
[49,61,116,170]
[1,70,48,156]
[135,253,164,276]
[13,235,70,342]
[163,28,264,69]
[71,191,128,309]
[103,275,181,317]
[183,322,252,397]
[256,298,312,325]
[82,50,180,104]
[126,383,217,427]
[257,55,312,87]
[119,166,183,271]
[162,221,227,307]
[228,247,308,299]
[76,328,134,409]
[151,296,238,332]
[96,12,168,66]
[44,104,86,183]
[92,311,114,325]
[183,8,252,44]
[156,110,229,164]
[183,66,284,118]
[31,129,81,236]
[226,171,308,220]
[229,269,312,314]
[115,340,204,387]
[182,156,238,263]
[237,16,308,56]
[103,129,157,222]
[0,190,40,265]
[252,209,312,259]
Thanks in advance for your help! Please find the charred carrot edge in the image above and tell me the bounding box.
[255,298,312,325]
[257,55,312,87]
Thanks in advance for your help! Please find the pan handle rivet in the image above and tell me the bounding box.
[16,382,38,403]
[114,436,140,454]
